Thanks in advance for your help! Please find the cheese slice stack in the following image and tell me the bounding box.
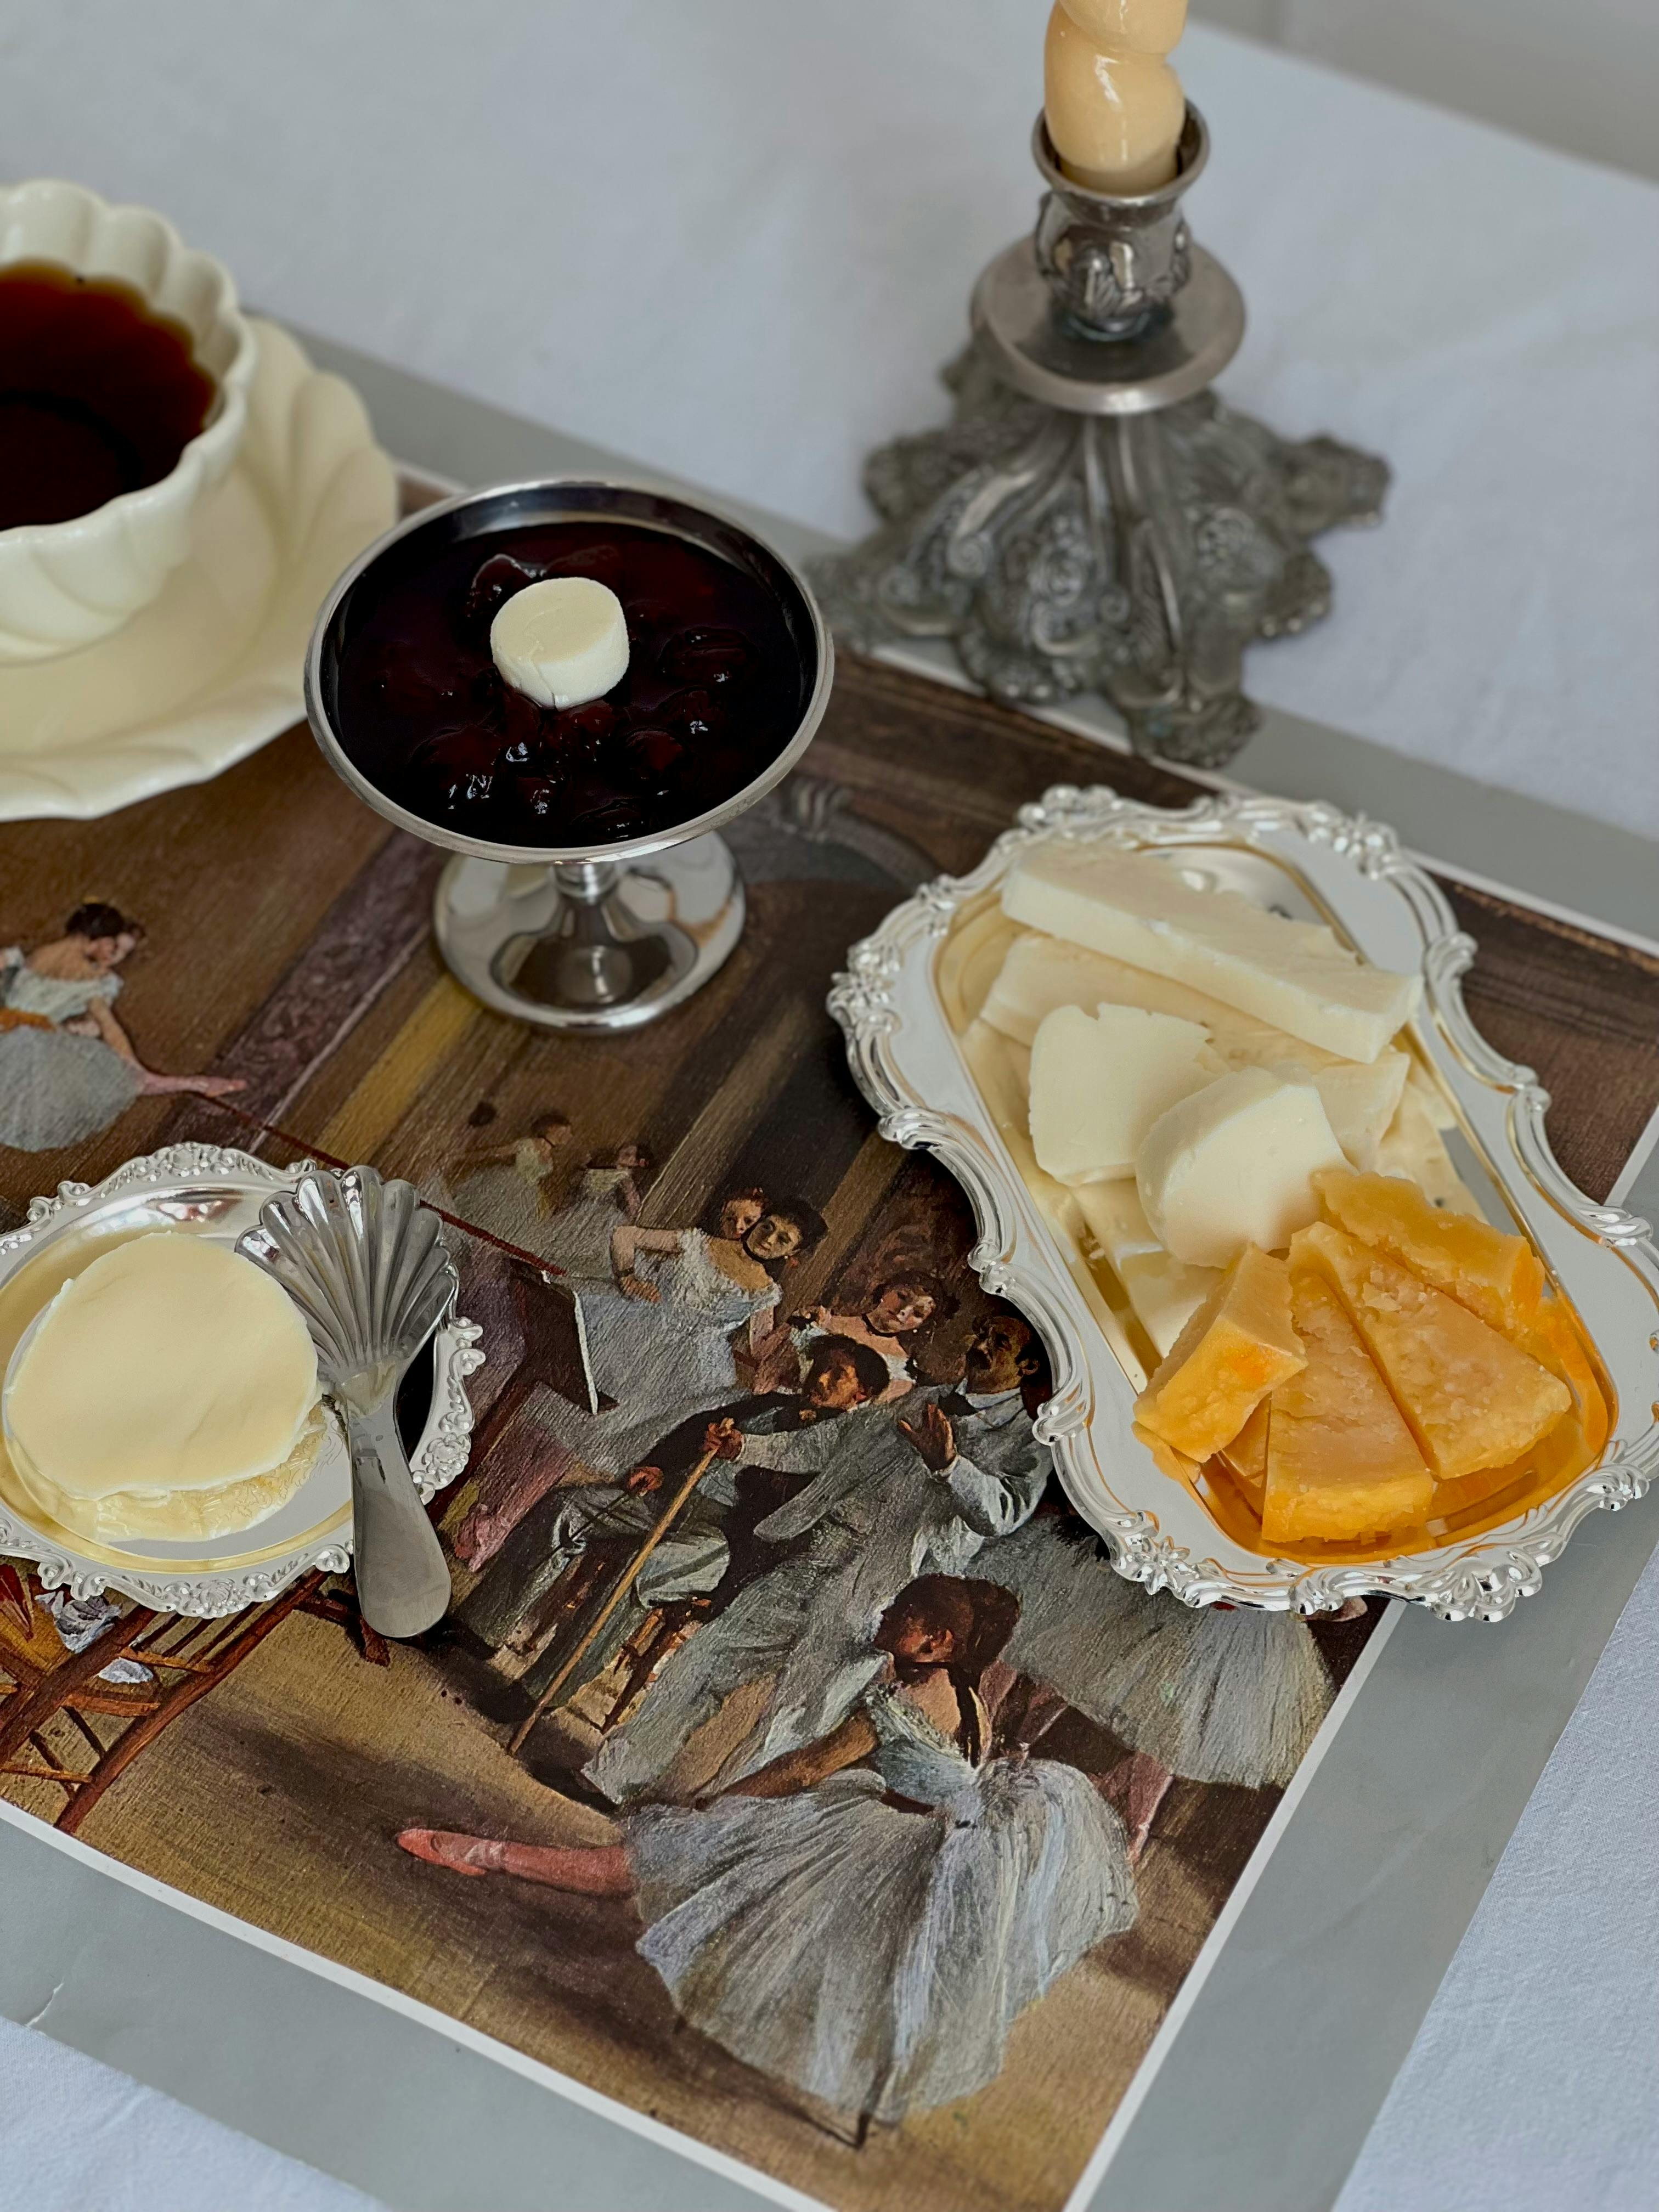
[1314,1165,1607,1461]
[1313,1167,1544,1336]
[4,1233,325,1542]
[1261,1272,1431,1543]
[1002,842,1421,1063]
[983,932,1411,1170]
[1289,1222,1570,1482]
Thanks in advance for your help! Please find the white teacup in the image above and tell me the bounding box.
[0,179,258,663]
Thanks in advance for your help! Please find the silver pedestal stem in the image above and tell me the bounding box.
[812,108,1389,770]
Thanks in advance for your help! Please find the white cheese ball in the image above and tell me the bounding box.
[489,576,630,710]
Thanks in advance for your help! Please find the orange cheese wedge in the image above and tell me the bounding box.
[1134,1245,1305,1462]
[1262,1272,1431,1544]
[1313,1167,1544,1338]
[1432,1400,1600,1519]
[1522,1297,1610,1458]
[1133,1421,1204,1491]
[1217,1400,1269,1508]
[1290,1221,1570,1481]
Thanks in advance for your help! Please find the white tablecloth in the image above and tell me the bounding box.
[2,8,1657,2209]
[1339,1529,1659,2212]
[4,0,1655,838]
[0,2011,374,2212]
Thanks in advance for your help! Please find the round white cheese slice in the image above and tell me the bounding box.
[489,575,630,709]
[1136,1067,1347,1268]
[4,1233,320,1519]
[1029,1001,1218,1185]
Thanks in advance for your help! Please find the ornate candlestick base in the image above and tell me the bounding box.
[813,111,1387,769]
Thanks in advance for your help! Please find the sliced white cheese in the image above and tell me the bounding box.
[1028,1002,1218,1184]
[1137,1067,1348,1267]
[1270,1054,1409,1172]
[1069,1182,1220,1356]
[936,904,1020,1030]
[1404,1053,1459,1132]
[1375,1085,1482,1216]
[1119,1248,1222,1356]
[982,933,1398,1093]
[1002,842,1421,1063]
[982,931,1289,1056]
[1071,1177,1164,1269]
[960,1018,1035,1158]
[5,1233,319,1505]
[490,575,630,709]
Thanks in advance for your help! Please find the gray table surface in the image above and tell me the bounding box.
[1,342,1655,2212]
[4,6,1657,2197]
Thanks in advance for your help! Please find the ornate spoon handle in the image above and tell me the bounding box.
[344,1395,452,1639]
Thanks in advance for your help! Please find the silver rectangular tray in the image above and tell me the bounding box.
[830,785,1659,1620]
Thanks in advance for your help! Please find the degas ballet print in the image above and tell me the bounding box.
[0,1097,1380,2212]
[0,755,1384,2212]
[0,900,243,1153]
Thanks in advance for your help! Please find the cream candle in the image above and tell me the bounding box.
[1043,0,1189,195]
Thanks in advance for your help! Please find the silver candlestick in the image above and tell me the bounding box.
[813,109,1387,769]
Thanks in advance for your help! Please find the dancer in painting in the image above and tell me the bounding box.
[442,1111,577,1250]
[0,904,244,1152]
[537,1140,656,1279]
[985,1511,1365,1855]
[511,1334,895,1728]
[455,1334,891,1668]
[562,1192,827,1457]
[744,1269,956,1401]
[583,1310,1049,1805]
[400,1574,1138,2128]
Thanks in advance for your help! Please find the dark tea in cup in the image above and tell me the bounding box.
[0,261,217,531]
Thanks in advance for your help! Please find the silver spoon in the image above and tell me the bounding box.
[240,1166,455,1639]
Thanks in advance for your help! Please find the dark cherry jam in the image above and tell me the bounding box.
[332,521,806,847]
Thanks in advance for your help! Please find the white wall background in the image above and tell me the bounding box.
[1195,0,1658,180]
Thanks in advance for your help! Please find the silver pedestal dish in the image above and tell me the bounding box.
[814,110,1388,769]
[306,479,833,1034]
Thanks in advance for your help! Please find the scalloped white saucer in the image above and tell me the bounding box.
[0,319,398,821]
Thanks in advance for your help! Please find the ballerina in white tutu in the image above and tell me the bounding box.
[0,902,244,1153]
[575,1194,827,1451]
[986,1512,1364,1854]
[399,1573,1138,2128]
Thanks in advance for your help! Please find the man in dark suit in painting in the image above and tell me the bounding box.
[584,1311,1051,1805]
[454,1335,893,1696]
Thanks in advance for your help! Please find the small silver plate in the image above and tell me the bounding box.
[0,1143,484,1617]
[830,786,1659,1622]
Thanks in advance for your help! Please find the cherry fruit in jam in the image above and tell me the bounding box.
[334,519,803,848]
[658,624,754,688]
